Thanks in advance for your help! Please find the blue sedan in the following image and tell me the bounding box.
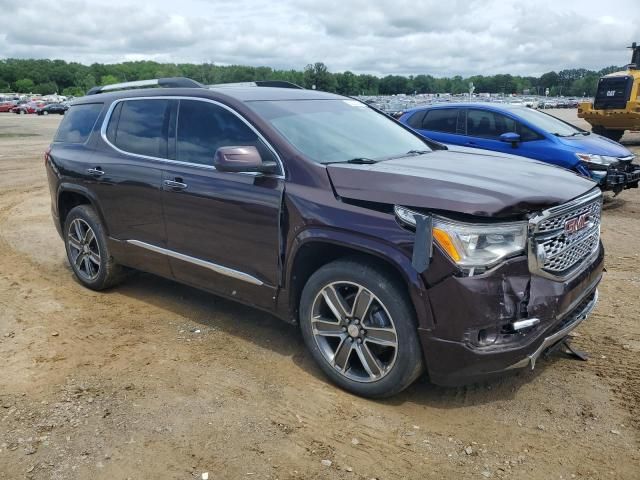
[399,103,639,194]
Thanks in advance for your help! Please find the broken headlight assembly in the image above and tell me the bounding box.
[430,217,527,270]
[395,206,527,271]
[575,153,619,168]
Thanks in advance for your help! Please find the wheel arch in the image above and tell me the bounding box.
[282,228,433,330]
[57,183,109,236]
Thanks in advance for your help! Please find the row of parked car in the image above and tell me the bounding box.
[0,100,69,115]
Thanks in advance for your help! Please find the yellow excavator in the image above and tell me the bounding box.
[578,43,640,142]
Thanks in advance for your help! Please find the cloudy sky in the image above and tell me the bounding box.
[1,0,639,76]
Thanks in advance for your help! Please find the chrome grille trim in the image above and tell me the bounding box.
[528,189,603,281]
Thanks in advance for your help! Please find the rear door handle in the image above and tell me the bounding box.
[87,167,105,177]
[163,179,188,191]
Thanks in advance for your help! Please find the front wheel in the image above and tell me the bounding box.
[299,258,424,398]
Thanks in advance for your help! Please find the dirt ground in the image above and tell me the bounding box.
[0,110,638,480]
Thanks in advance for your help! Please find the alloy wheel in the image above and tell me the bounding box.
[67,218,101,281]
[310,281,398,382]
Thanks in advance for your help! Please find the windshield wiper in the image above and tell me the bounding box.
[382,150,431,161]
[406,150,431,155]
[323,157,379,165]
[554,132,585,137]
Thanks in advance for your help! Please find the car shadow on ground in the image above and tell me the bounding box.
[603,194,627,210]
[98,269,567,409]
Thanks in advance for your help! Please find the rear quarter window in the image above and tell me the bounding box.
[405,110,427,129]
[54,103,103,143]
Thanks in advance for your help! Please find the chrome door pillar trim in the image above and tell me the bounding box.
[126,239,264,286]
[99,96,285,178]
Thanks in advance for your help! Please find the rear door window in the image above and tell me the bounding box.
[54,103,103,143]
[421,109,459,133]
[109,99,172,159]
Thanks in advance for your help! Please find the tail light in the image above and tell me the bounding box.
[44,146,51,165]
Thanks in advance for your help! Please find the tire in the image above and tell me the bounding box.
[603,129,624,142]
[592,126,624,142]
[19,110,25,115]
[63,205,125,290]
[299,257,424,398]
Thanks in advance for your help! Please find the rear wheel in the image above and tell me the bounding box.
[63,205,125,290]
[43,111,48,115]
[299,258,424,398]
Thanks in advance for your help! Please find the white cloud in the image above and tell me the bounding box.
[0,0,638,76]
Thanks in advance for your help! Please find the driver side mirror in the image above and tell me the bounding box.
[499,132,521,147]
[213,146,279,174]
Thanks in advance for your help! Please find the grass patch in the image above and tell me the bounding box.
[0,133,40,138]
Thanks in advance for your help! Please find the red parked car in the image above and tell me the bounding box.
[0,102,16,113]
[11,102,45,114]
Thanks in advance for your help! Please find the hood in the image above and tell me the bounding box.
[327,150,597,218]
[556,134,633,158]
[444,143,527,160]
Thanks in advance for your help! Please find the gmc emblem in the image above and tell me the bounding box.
[564,213,590,234]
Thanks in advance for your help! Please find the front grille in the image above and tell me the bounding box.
[536,199,601,233]
[529,190,602,280]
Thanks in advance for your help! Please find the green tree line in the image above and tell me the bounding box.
[0,59,623,97]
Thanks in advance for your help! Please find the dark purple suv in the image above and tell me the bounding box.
[45,78,604,397]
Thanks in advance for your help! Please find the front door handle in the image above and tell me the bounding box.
[163,179,188,191]
[87,167,105,177]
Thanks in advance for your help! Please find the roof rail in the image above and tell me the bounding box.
[86,77,204,95]
[208,80,304,90]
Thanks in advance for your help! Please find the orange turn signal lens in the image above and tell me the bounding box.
[432,227,461,262]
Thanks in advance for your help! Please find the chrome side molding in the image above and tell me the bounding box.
[126,240,263,286]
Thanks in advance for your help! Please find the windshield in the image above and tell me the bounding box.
[248,99,430,163]
[514,107,583,137]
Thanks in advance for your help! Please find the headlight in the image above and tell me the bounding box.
[431,217,528,268]
[575,153,619,166]
[395,206,527,268]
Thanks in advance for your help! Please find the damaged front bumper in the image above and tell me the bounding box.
[590,161,640,193]
[419,246,604,386]
[505,289,598,370]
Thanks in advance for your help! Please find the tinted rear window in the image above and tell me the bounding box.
[422,109,459,133]
[109,99,171,158]
[594,76,633,109]
[54,103,103,143]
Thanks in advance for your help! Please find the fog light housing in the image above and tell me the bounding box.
[477,328,498,346]
[466,319,544,350]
